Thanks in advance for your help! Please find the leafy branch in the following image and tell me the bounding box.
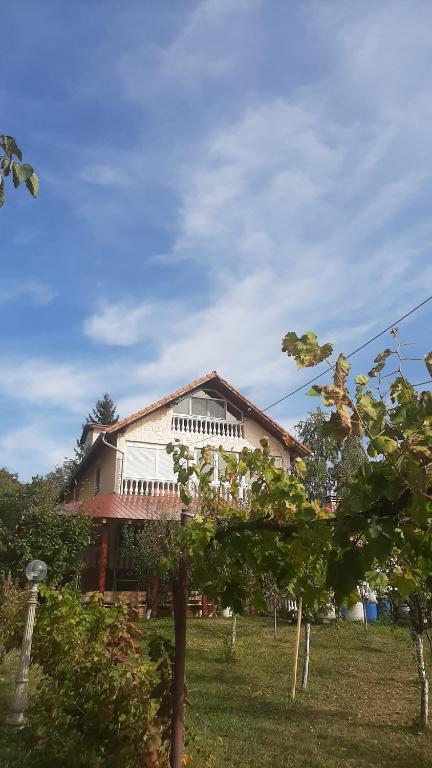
[0,135,39,206]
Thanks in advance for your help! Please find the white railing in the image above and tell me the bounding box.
[172,415,244,439]
[121,478,250,502]
[265,597,298,616]
[122,479,180,496]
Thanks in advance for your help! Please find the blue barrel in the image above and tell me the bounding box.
[365,601,378,622]
[377,598,392,621]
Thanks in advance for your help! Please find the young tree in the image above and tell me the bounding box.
[0,135,39,206]
[164,440,332,767]
[282,328,432,728]
[121,519,171,615]
[88,393,119,425]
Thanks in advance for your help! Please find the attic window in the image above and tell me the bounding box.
[174,388,243,421]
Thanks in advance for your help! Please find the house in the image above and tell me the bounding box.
[64,371,308,600]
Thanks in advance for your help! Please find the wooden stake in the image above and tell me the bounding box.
[291,597,303,700]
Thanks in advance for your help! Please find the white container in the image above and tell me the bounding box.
[316,605,336,623]
[221,607,233,618]
[398,603,411,624]
[345,602,365,622]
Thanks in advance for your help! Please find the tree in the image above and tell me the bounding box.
[295,407,367,502]
[121,519,171,615]
[0,135,39,207]
[282,328,432,729]
[88,393,119,425]
[57,393,120,489]
[0,474,93,585]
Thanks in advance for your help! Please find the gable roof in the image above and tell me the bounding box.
[96,371,308,456]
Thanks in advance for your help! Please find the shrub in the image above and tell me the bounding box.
[22,586,173,768]
[0,578,26,662]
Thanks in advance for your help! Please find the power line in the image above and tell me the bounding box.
[192,295,431,450]
[262,295,432,412]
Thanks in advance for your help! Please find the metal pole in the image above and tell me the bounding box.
[291,597,303,700]
[6,580,38,727]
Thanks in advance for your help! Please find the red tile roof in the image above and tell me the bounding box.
[103,371,309,456]
[60,493,193,520]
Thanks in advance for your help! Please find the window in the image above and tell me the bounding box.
[174,388,243,421]
[124,442,176,481]
[94,466,101,495]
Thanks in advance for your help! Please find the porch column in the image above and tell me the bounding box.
[99,520,108,594]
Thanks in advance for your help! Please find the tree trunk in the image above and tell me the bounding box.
[273,606,277,641]
[291,597,303,700]
[149,575,160,617]
[230,614,237,656]
[301,622,311,689]
[169,511,193,768]
[362,597,368,631]
[415,631,429,730]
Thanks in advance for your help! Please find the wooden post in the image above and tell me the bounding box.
[170,510,194,768]
[98,521,108,594]
[291,597,303,700]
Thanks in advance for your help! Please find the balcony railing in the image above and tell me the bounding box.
[172,415,244,439]
[121,477,249,501]
[122,479,180,496]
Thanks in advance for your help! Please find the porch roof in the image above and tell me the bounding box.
[60,493,194,521]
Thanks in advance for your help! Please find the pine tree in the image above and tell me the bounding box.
[87,393,119,426]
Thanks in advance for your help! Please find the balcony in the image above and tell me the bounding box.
[122,477,249,501]
[171,415,244,439]
[122,479,180,496]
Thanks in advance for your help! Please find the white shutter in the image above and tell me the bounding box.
[124,445,156,479]
[156,449,177,482]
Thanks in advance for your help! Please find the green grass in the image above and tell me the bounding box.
[0,618,431,767]
[148,616,432,768]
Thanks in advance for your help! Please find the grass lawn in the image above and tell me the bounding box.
[150,616,432,768]
[0,617,431,767]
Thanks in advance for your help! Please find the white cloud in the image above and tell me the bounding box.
[0,423,71,480]
[118,0,261,99]
[84,300,183,347]
[79,163,133,188]
[0,280,57,306]
[0,359,109,413]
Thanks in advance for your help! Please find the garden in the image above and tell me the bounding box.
[1,614,432,768]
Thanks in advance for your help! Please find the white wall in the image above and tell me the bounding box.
[115,404,292,490]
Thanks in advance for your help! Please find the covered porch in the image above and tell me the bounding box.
[70,493,212,617]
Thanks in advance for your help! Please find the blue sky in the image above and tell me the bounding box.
[1,0,431,479]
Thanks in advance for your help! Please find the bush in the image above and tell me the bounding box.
[21,587,173,768]
[0,578,26,662]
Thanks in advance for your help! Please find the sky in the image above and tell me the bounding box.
[1,0,431,479]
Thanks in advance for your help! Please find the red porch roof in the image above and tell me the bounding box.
[60,493,193,521]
